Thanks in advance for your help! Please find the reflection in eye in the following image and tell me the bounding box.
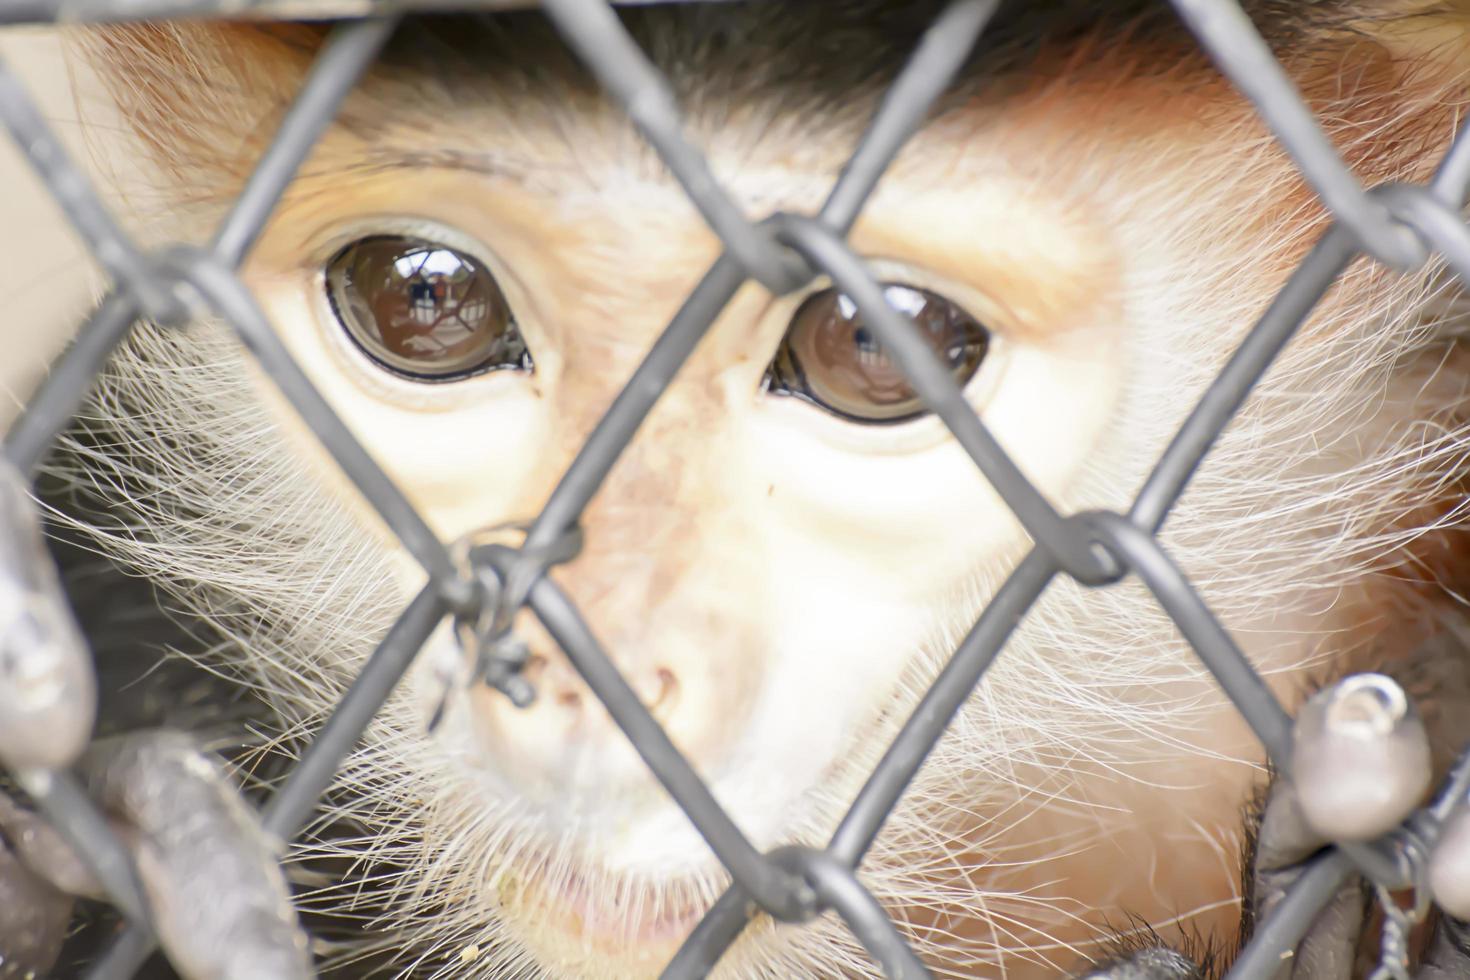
[325,235,530,380]
[766,283,991,423]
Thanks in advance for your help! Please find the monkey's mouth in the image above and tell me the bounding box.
[504,860,715,956]
[561,871,703,941]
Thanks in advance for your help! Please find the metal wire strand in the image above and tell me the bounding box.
[18,769,151,926]
[161,246,473,609]
[260,584,447,839]
[661,886,753,979]
[775,846,932,979]
[0,59,183,324]
[524,255,745,552]
[539,0,803,293]
[1224,851,1356,980]
[819,0,999,235]
[1430,119,1470,206]
[210,16,401,267]
[1166,0,1423,270]
[2,17,396,478]
[665,550,1058,971]
[827,549,1058,865]
[1374,184,1470,291]
[771,212,1115,583]
[513,557,816,921]
[1083,512,1293,766]
[3,291,139,476]
[1128,226,1358,534]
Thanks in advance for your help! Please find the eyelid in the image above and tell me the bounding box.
[300,215,502,273]
[768,256,1023,343]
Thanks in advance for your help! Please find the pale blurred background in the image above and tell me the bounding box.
[0,27,113,436]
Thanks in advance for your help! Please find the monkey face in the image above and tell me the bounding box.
[67,6,1470,976]
[239,150,1105,965]
[232,56,1186,959]
[255,153,1122,761]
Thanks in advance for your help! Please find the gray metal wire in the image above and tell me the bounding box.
[0,0,1467,977]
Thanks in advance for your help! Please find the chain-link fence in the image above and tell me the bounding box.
[1,0,1469,977]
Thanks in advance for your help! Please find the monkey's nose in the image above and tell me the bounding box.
[522,653,679,719]
[468,650,686,798]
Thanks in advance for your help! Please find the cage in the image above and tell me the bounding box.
[0,1,1469,978]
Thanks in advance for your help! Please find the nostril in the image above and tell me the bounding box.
[646,667,678,715]
[554,686,581,710]
[522,653,548,684]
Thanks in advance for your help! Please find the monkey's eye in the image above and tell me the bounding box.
[766,283,990,423]
[324,235,530,380]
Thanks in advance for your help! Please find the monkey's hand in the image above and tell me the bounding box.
[1075,947,1208,979]
[0,788,74,978]
[0,731,314,980]
[1076,627,1470,980]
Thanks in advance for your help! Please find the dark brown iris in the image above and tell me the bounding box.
[768,283,990,423]
[325,236,529,380]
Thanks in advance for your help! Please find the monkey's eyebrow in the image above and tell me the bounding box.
[338,149,542,188]
[331,142,862,199]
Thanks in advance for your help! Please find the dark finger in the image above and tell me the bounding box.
[1074,946,1204,978]
[1417,913,1470,980]
[1291,673,1430,844]
[82,730,312,980]
[0,812,72,979]
[0,458,95,771]
[0,788,101,899]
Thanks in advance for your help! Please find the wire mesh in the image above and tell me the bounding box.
[0,0,1468,977]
